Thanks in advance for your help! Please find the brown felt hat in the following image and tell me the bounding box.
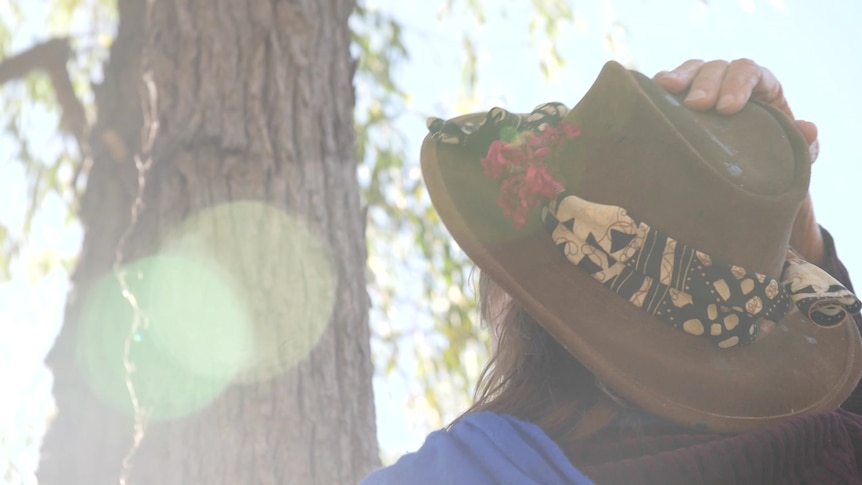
[421,61,862,433]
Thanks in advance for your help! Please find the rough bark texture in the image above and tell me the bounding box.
[38,0,378,484]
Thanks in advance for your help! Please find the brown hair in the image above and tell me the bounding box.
[456,271,634,453]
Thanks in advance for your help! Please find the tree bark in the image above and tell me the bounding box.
[38,0,377,484]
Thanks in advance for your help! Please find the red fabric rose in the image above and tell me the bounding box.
[480,122,579,228]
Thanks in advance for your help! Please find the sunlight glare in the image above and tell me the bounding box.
[77,201,338,419]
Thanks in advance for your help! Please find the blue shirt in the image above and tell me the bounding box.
[361,412,593,484]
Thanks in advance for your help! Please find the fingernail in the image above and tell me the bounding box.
[809,139,819,164]
[716,94,735,111]
[655,70,676,79]
[686,89,706,102]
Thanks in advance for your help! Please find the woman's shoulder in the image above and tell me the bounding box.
[359,412,593,484]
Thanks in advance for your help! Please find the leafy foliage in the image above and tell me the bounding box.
[352,0,489,429]
[0,0,114,284]
[528,0,577,78]
[352,0,580,431]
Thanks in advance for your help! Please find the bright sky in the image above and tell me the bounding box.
[1,0,862,480]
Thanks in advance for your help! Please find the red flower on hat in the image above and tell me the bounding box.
[480,122,579,228]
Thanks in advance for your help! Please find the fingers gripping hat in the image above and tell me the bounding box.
[421,61,862,433]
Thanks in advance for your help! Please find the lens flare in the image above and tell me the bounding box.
[77,251,249,419]
[168,201,337,383]
[78,201,339,418]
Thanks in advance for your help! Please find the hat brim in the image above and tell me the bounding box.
[421,105,862,434]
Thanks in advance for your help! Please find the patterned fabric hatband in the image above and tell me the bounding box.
[543,190,860,347]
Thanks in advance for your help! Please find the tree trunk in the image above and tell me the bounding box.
[38,0,377,484]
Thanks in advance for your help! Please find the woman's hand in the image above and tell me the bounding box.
[654,59,825,265]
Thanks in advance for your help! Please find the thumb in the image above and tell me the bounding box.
[794,120,819,163]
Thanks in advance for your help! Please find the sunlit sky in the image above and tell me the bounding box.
[1,0,861,478]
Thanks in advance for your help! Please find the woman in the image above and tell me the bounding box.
[362,59,862,484]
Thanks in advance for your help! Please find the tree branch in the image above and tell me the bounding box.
[0,38,68,83]
[0,38,89,165]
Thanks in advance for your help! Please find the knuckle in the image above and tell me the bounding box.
[692,77,719,89]
[733,71,760,87]
[677,59,705,72]
[702,59,730,70]
[732,58,759,69]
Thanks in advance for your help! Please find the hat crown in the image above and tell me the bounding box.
[559,62,810,278]
[635,70,796,196]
